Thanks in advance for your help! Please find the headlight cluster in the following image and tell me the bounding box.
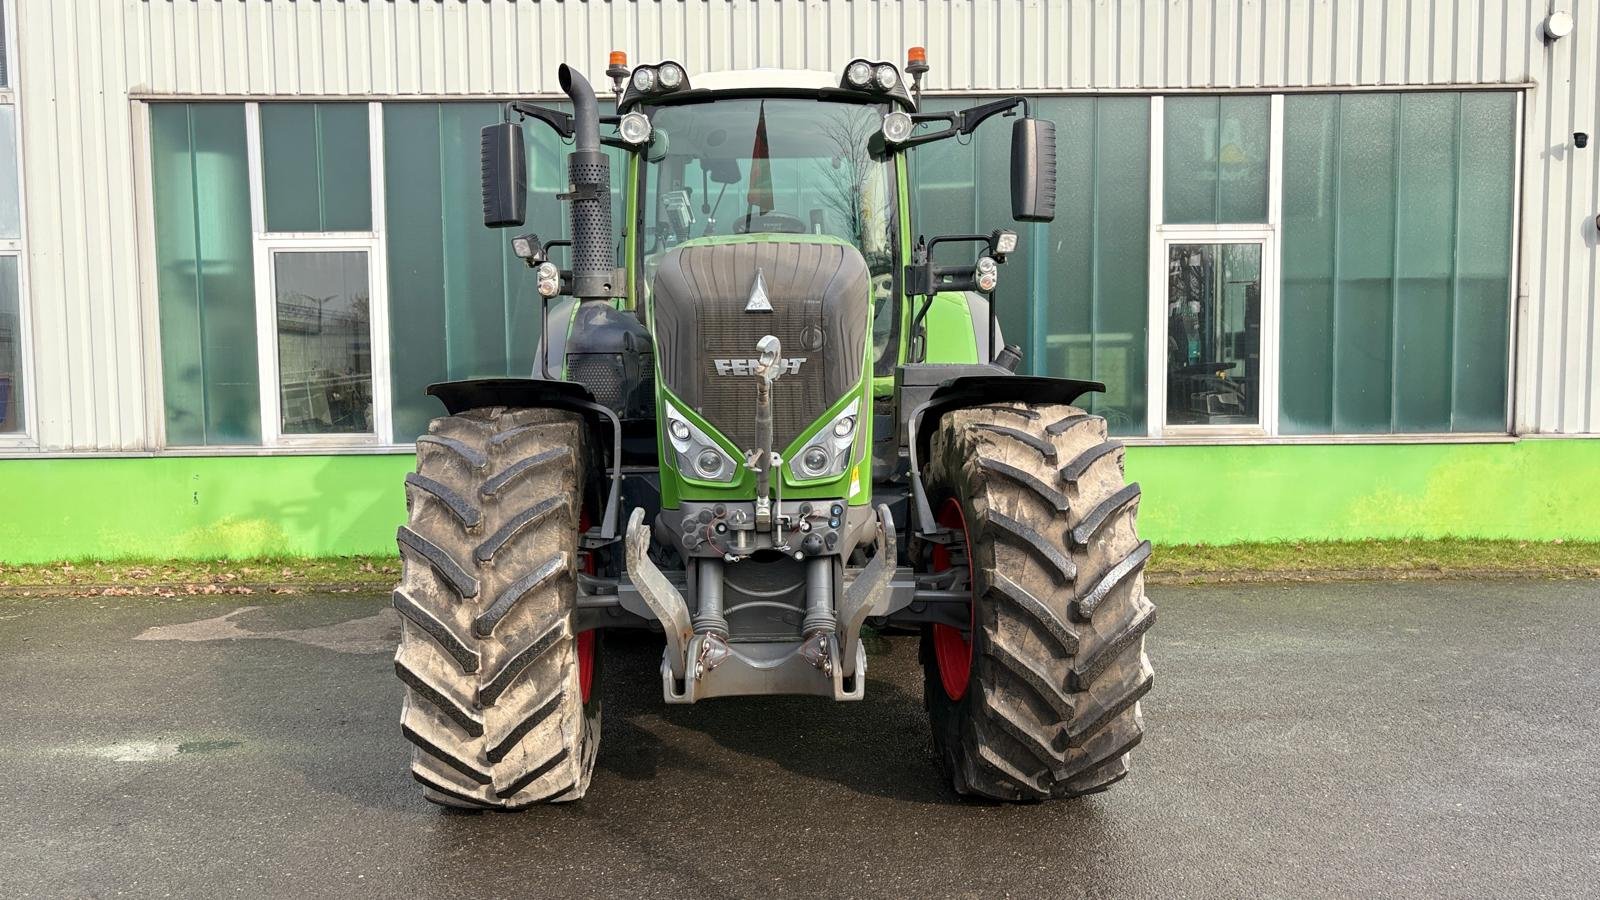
[842,59,902,93]
[974,256,999,293]
[665,402,738,483]
[534,261,561,298]
[631,62,688,96]
[788,399,860,482]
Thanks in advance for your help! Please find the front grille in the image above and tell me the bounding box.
[651,239,870,454]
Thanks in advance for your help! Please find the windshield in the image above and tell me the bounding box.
[639,99,898,367]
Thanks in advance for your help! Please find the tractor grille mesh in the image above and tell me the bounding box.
[650,240,869,453]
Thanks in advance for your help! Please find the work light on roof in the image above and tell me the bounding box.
[874,64,900,91]
[631,67,656,93]
[845,60,873,87]
[658,62,685,89]
[617,111,653,145]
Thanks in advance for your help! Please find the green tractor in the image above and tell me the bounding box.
[392,51,1155,808]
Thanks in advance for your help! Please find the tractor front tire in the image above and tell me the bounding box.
[393,407,601,809]
[921,402,1155,801]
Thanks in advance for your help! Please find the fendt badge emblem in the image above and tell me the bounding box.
[714,357,805,376]
[745,268,773,312]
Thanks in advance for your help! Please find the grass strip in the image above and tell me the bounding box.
[3,538,1599,595]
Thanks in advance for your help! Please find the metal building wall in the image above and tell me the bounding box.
[7,0,1594,450]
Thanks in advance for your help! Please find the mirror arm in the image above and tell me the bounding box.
[506,100,574,139]
[898,97,1028,149]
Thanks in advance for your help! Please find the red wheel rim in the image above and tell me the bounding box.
[930,498,975,702]
[576,629,596,704]
[577,508,597,705]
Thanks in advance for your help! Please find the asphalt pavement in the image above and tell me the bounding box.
[1,579,1596,898]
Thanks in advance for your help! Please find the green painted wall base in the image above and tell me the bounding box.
[2,439,1597,563]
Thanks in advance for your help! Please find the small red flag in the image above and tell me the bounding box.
[747,101,774,214]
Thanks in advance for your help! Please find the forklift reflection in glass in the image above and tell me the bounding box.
[1166,243,1260,426]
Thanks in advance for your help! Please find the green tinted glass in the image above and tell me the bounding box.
[0,256,21,433]
[1164,95,1269,224]
[261,103,372,232]
[150,103,261,445]
[910,97,1149,433]
[384,102,627,442]
[1280,92,1513,434]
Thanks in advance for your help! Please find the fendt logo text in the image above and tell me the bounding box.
[712,357,807,376]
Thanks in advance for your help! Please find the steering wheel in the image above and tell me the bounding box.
[733,212,809,234]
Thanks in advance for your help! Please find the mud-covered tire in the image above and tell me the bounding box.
[393,407,601,809]
[920,402,1155,801]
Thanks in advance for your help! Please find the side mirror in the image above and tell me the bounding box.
[1010,117,1056,223]
[480,122,527,228]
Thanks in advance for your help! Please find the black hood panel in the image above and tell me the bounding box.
[652,239,869,453]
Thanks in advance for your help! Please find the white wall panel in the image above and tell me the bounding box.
[5,0,1595,449]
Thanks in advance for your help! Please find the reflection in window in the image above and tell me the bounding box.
[0,256,21,433]
[1167,243,1261,426]
[1164,96,1270,224]
[274,251,373,435]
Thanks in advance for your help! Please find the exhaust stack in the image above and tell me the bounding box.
[557,64,616,299]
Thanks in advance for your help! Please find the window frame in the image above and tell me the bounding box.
[1145,95,1283,440]
[245,101,395,450]
[0,0,33,447]
[1139,90,1519,444]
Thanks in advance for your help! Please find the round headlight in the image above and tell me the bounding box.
[668,418,690,442]
[618,111,652,145]
[832,415,856,439]
[881,111,914,145]
[874,64,900,91]
[658,63,685,89]
[802,446,830,475]
[695,449,725,479]
[845,61,872,87]
[631,67,657,93]
[976,256,998,276]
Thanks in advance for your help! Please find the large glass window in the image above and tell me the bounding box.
[260,103,372,233]
[912,96,1150,432]
[1164,96,1270,224]
[1280,92,1515,434]
[150,103,261,446]
[384,102,631,442]
[272,251,374,435]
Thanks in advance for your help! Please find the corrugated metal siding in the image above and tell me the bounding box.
[5,0,1594,449]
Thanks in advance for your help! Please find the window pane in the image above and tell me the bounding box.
[0,106,19,239]
[1393,93,1458,432]
[150,102,260,445]
[383,102,628,443]
[912,96,1149,434]
[1166,243,1261,426]
[0,256,21,433]
[1279,92,1513,435]
[1333,94,1398,433]
[1164,95,1270,224]
[274,251,373,435]
[261,103,372,232]
[1453,93,1515,431]
[1279,94,1338,433]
